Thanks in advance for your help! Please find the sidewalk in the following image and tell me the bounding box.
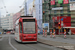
[38,35,75,50]
[56,35,75,39]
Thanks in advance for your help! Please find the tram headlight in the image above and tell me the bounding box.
[34,35,36,37]
[24,36,26,37]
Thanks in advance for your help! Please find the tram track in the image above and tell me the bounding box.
[22,42,65,50]
[25,44,38,50]
[10,34,66,50]
[38,41,68,50]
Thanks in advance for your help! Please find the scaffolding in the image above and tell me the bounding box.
[42,0,75,29]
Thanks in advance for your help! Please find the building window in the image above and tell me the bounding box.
[68,14,71,16]
[68,10,71,16]
[69,0,75,2]
[61,14,63,16]
[60,3,63,7]
[70,0,72,1]
[68,11,70,13]
[60,10,63,16]
[44,0,46,2]
[70,0,75,1]
[60,10,63,13]
[54,15,57,16]
[54,10,57,14]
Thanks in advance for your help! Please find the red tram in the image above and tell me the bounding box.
[15,16,37,43]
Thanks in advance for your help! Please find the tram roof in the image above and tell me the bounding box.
[20,16,36,19]
[20,16,33,17]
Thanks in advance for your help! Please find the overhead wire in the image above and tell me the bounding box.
[1,0,26,14]
[2,0,8,13]
[19,0,25,8]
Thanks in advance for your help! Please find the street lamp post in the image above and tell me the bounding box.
[0,8,3,32]
[0,8,3,27]
[0,10,1,28]
[59,16,60,35]
[24,0,27,16]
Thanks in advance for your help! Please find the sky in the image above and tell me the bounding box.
[0,0,28,17]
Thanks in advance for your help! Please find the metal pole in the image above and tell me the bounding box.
[59,15,60,35]
[26,0,27,15]
[39,0,40,28]
[59,29,60,35]
[0,9,2,30]
[0,9,1,28]
[24,0,27,16]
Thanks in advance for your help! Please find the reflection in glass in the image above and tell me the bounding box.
[23,22,35,33]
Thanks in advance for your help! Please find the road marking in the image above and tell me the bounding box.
[9,36,17,50]
[0,36,4,41]
[0,34,10,41]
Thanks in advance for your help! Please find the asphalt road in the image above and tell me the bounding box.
[0,34,64,50]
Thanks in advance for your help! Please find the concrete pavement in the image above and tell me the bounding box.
[38,35,75,50]
[56,35,75,39]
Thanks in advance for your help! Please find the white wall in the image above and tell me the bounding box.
[1,13,13,30]
[1,17,9,29]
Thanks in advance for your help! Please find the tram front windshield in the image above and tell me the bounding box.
[23,19,35,34]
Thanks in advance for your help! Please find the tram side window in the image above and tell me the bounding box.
[19,22,22,33]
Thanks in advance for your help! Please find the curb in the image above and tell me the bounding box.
[38,41,68,50]
[38,38,75,50]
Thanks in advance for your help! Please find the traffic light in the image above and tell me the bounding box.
[43,11,45,14]
[58,22,61,29]
[58,22,60,25]
[58,24,61,29]
[58,24,60,26]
